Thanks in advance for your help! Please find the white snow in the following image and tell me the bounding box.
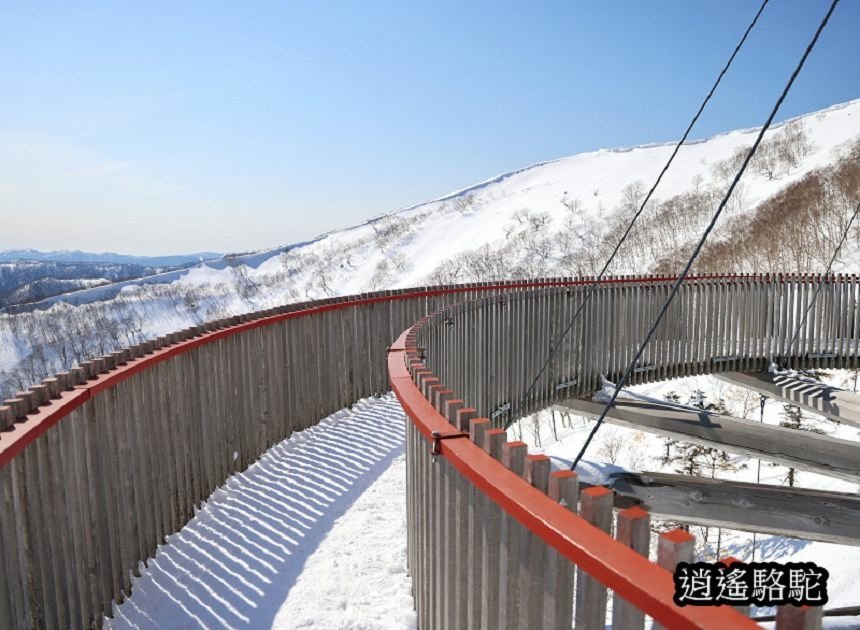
[4,98,860,396]
[105,395,413,630]
[273,455,415,630]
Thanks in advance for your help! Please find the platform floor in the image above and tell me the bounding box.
[104,394,415,630]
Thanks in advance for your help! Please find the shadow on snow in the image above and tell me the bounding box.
[105,394,406,630]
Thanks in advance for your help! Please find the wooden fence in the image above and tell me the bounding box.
[0,285,508,629]
[415,274,859,424]
[393,273,858,629]
[0,274,854,628]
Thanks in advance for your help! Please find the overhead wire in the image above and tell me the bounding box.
[749,193,858,556]
[507,0,771,428]
[569,0,843,471]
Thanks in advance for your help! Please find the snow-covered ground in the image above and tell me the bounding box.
[273,455,414,630]
[105,395,414,630]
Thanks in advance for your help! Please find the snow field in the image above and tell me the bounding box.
[273,455,415,630]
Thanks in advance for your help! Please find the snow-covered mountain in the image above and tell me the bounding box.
[0,249,223,267]
[0,250,226,310]
[0,260,179,310]
[2,98,860,396]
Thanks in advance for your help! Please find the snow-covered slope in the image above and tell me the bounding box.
[2,98,860,395]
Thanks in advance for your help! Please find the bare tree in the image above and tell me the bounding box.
[597,427,624,464]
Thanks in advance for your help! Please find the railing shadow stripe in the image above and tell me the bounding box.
[105,394,406,629]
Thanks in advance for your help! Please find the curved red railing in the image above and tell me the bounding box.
[389,326,758,629]
[1,273,850,629]
[1,273,753,468]
[387,272,859,628]
[0,282,561,468]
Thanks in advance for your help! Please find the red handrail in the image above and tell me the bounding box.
[389,328,759,629]
[1,275,739,469]
[0,272,822,471]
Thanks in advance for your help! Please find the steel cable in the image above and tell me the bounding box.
[570,0,842,470]
[508,0,771,427]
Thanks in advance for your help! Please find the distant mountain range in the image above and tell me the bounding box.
[0,249,223,267]
[0,260,173,309]
[0,249,224,309]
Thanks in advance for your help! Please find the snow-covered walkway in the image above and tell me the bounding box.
[105,394,415,630]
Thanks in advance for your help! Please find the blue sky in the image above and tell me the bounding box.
[1,1,857,255]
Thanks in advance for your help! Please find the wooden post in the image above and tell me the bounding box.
[452,431,470,630]
[518,455,550,628]
[545,470,578,629]
[467,417,491,630]
[775,605,823,630]
[574,486,613,629]
[481,429,506,630]
[456,407,478,433]
[499,442,527,630]
[612,506,651,630]
[654,528,695,630]
[0,405,13,430]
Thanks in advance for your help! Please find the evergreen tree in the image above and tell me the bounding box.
[661,391,745,478]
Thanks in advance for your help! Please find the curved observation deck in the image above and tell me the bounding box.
[0,274,855,628]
